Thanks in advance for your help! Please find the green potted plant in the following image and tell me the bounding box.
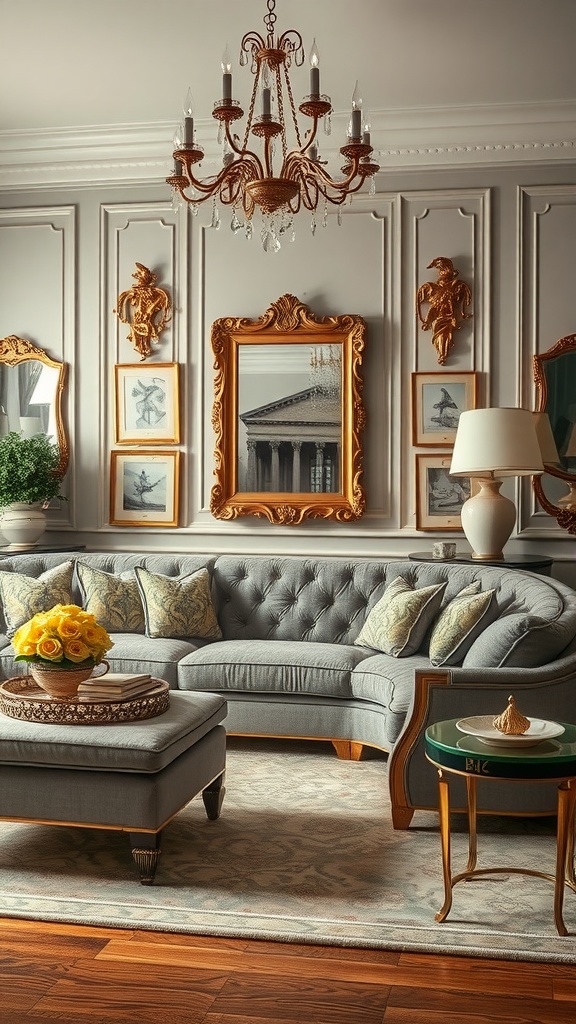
[0,431,66,548]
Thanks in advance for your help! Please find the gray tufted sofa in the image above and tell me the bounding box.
[1,550,576,827]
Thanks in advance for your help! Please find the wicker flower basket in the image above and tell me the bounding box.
[29,662,108,699]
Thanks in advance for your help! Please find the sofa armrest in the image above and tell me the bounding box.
[388,661,576,829]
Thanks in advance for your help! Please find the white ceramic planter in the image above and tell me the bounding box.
[0,503,47,548]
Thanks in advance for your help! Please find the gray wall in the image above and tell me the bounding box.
[1,1,575,583]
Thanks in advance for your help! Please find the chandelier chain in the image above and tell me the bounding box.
[263,0,277,41]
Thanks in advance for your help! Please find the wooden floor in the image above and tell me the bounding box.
[1,918,576,1023]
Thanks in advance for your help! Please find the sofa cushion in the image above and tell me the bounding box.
[76,562,145,633]
[428,582,497,667]
[135,566,222,641]
[177,639,373,698]
[354,576,447,657]
[0,561,74,636]
[351,651,432,745]
[0,691,227,772]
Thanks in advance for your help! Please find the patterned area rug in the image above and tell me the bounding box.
[0,738,574,962]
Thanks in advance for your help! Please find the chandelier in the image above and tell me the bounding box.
[166,0,379,251]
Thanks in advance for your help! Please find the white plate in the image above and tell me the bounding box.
[455,716,565,748]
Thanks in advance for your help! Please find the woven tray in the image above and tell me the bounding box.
[0,676,170,725]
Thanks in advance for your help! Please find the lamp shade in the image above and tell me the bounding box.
[449,408,544,478]
[532,412,560,465]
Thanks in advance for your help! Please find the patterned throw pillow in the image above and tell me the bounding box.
[76,562,145,633]
[428,582,496,667]
[134,566,222,640]
[0,561,75,636]
[354,575,447,657]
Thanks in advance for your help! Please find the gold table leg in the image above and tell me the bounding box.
[435,769,453,922]
[465,774,478,873]
[555,779,576,936]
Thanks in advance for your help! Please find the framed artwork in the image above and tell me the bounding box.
[415,453,471,531]
[411,371,479,447]
[114,363,180,444]
[110,450,180,527]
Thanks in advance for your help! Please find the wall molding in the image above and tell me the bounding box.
[1,100,575,190]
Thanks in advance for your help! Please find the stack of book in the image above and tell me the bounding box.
[77,672,157,703]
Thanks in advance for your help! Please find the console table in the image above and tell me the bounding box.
[0,544,85,558]
[408,551,553,576]
[425,718,576,935]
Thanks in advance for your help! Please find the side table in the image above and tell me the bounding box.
[425,718,576,935]
[409,551,553,576]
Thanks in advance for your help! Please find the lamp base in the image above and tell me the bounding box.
[460,478,517,561]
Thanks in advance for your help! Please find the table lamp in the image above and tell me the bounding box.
[449,407,544,559]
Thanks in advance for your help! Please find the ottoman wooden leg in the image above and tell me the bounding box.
[129,831,162,885]
[202,771,226,821]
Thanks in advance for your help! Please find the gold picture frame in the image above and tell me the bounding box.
[411,371,479,447]
[114,363,180,444]
[110,450,180,527]
[210,293,367,525]
[415,453,471,531]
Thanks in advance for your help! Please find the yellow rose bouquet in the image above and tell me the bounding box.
[13,604,113,669]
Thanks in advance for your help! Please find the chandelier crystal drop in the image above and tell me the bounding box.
[167,0,379,251]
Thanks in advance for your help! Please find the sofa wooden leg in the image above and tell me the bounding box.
[202,771,226,820]
[391,805,415,829]
[332,740,364,761]
[129,831,162,885]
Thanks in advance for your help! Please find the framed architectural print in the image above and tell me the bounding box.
[411,371,478,447]
[114,363,180,444]
[415,453,470,531]
[110,450,180,527]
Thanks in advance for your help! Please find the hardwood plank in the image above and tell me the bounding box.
[130,930,400,965]
[207,973,390,1024]
[385,985,576,1023]
[0,953,71,1011]
[553,978,576,1000]
[96,938,398,985]
[0,916,136,940]
[31,957,227,1023]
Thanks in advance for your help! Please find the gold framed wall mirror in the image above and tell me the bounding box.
[210,294,366,525]
[0,335,69,478]
[533,333,576,534]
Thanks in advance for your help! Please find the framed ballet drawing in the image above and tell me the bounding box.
[110,450,180,527]
[411,371,479,447]
[415,453,470,531]
[114,363,180,444]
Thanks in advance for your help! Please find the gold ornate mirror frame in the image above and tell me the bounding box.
[210,294,366,525]
[533,333,576,534]
[0,335,69,478]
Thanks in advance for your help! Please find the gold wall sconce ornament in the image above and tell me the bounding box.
[166,0,379,252]
[416,257,473,364]
[114,264,172,361]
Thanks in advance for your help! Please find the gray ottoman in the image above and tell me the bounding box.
[0,691,227,883]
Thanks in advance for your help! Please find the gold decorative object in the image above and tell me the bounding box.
[114,264,172,361]
[166,0,379,251]
[210,293,366,524]
[0,677,170,725]
[533,333,576,535]
[416,257,473,364]
[493,695,531,736]
[0,335,68,478]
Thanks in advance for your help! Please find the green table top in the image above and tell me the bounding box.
[425,718,576,780]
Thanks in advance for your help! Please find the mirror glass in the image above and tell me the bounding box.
[210,294,366,525]
[0,336,68,477]
[237,343,342,494]
[533,333,576,533]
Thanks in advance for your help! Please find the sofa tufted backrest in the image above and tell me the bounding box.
[1,551,575,668]
[212,555,576,665]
